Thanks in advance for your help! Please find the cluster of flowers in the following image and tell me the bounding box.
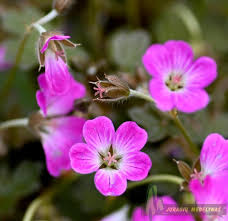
[24,25,227,220]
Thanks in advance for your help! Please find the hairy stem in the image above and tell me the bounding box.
[130,89,155,103]
[128,174,183,189]
[32,9,59,26]
[0,118,29,130]
[33,23,47,34]
[170,109,199,156]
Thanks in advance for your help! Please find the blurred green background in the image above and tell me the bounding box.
[0,0,228,220]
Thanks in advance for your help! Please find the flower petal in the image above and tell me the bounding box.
[94,169,127,196]
[41,116,85,177]
[174,88,209,113]
[41,35,71,53]
[142,44,171,78]
[132,207,150,221]
[142,40,194,78]
[190,175,228,220]
[37,73,86,116]
[70,143,100,174]
[83,116,115,153]
[45,50,72,95]
[164,40,193,73]
[186,56,217,89]
[189,175,228,205]
[113,121,147,154]
[200,133,228,178]
[149,78,174,112]
[120,152,152,181]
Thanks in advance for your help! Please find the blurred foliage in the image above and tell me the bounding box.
[0,161,42,217]
[0,0,228,220]
[108,29,150,71]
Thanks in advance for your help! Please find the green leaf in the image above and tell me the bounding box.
[128,104,172,142]
[183,110,228,143]
[0,161,42,216]
[108,29,151,71]
[154,10,189,43]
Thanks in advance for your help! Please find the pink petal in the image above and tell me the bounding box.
[36,90,47,116]
[142,44,171,78]
[94,169,127,196]
[69,143,100,174]
[113,121,148,154]
[36,73,86,116]
[164,40,194,73]
[186,56,217,89]
[200,133,228,178]
[83,116,115,153]
[45,50,72,95]
[149,78,174,112]
[190,175,228,205]
[41,35,71,53]
[174,88,209,113]
[132,207,150,221]
[120,152,152,181]
[41,116,85,177]
[142,40,194,78]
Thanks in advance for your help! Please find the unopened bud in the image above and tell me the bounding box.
[91,74,130,102]
[174,159,192,182]
[53,0,74,14]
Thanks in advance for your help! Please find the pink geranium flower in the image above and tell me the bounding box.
[35,73,86,177]
[142,40,217,113]
[189,133,228,187]
[38,32,78,95]
[69,116,152,196]
[132,196,194,221]
[189,133,228,220]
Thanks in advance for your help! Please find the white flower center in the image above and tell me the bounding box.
[165,73,184,91]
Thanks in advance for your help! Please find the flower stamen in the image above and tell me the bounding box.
[191,168,204,183]
[93,83,106,98]
[103,152,117,166]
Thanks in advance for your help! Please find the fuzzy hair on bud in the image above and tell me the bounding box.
[53,0,74,14]
[91,74,130,102]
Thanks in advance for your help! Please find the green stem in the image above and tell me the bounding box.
[0,30,31,102]
[0,118,28,130]
[22,195,47,221]
[170,110,199,156]
[128,174,183,189]
[23,174,79,221]
[130,89,155,103]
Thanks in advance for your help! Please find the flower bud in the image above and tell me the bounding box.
[53,0,74,14]
[91,74,130,102]
[174,159,192,182]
